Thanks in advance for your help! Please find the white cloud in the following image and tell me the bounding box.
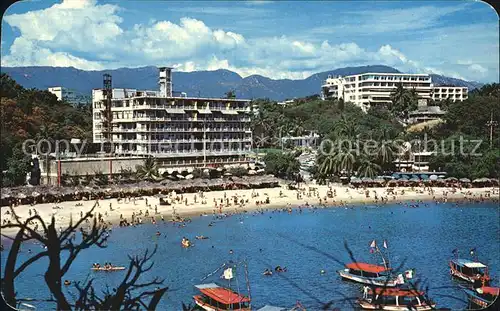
[1,1,497,82]
[2,37,104,70]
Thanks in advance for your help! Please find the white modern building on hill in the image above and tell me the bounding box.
[48,86,76,102]
[48,86,89,104]
[321,73,468,110]
[431,86,468,102]
[92,67,253,170]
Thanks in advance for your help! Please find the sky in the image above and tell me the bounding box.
[1,0,498,82]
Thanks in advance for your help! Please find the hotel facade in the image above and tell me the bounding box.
[321,73,468,110]
[92,68,253,170]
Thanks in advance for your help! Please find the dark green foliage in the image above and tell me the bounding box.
[1,74,92,186]
[263,151,300,180]
[427,83,500,177]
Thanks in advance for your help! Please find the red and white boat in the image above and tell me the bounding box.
[357,287,436,311]
[193,283,251,311]
[338,262,398,287]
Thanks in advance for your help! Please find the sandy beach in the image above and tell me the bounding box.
[1,184,499,237]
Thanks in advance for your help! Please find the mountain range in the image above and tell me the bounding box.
[1,65,484,101]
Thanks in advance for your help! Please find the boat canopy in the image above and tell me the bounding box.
[195,283,250,304]
[346,262,390,273]
[454,259,487,268]
[369,288,424,297]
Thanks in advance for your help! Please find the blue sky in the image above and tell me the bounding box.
[1,0,498,82]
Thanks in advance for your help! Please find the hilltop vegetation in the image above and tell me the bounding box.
[253,83,500,181]
[1,71,498,187]
[0,74,93,186]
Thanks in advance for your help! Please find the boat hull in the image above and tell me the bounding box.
[338,270,398,287]
[463,288,499,310]
[91,267,125,271]
[358,300,435,310]
[193,295,250,311]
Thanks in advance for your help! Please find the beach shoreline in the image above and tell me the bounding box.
[1,184,499,238]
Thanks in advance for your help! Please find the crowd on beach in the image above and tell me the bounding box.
[1,182,498,241]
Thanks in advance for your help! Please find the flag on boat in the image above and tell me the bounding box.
[404,269,415,280]
[383,240,388,249]
[396,274,405,285]
[370,240,376,248]
[223,267,234,280]
[470,248,476,256]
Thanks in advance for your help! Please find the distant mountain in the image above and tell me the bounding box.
[1,65,483,101]
[428,74,483,90]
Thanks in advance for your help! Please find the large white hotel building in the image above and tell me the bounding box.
[321,73,468,110]
[92,68,252,169]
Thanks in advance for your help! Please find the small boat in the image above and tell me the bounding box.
[357,287,436,310]
[91,266,126,271]
[462,286,499,310]
[193,283,251,311]
[338,262,398,287]
[196,236,209,240]
[449,258,490,285]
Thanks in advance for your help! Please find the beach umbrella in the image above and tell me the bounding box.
[438,175,446,178]
[176,175,185,179]
[361,177,373,183]
[31,191,41,197]
[459,178,471,183]
[420,174,429,180]
[248,169,257,175]
[351,176,359,181]
[445,177,458,182]
[216,168,223,172]
[411,175,420,180]
[490,178,499,185]
[472,178,490,183]
[392,173,400,179]
[224,172,232,176]
[351,179,362,184]
[429,174,438,181]
[374,178,386,184]
[410,177,420,182]
[387,180,398,187]
[400,175,410,180]
[185,174,194,180]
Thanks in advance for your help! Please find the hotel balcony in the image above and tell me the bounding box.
[116,149,251,158]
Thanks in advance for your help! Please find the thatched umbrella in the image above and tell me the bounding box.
[387,180,398,187]
[373,178,386,185]
[472,178,490,183]
[445,177,458,182]
[361,177,373,183]
[459,178,471,183]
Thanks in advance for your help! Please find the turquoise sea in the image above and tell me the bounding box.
[1,201,499,310]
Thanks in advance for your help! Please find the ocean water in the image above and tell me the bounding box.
[1,202,499,310]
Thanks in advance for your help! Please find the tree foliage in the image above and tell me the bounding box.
[1,74,92,186]
[263,151,300,180]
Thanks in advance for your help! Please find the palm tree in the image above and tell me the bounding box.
[136,157,160,181]
[334,115,359,139]
[318,151,339,177]
[375,126,397,168]
[357,155,381,178]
